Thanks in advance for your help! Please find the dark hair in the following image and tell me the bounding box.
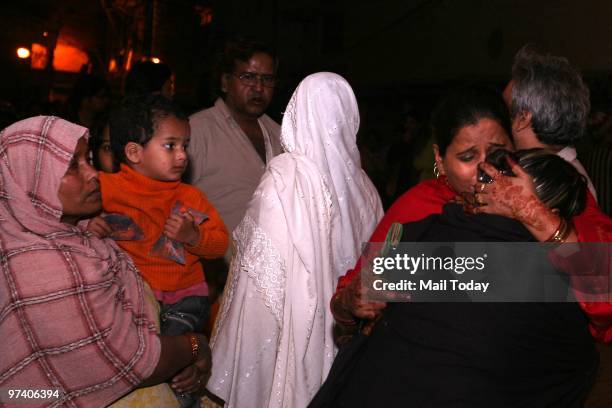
[484,148,587,219]
[431,86,511,156]
[125,61,173,96]
[88,120,104,164]
[65,74,110,120]
[510,45,590,146]
[87,115,118,172]
[213,35,277,97]
[109,94,187,164]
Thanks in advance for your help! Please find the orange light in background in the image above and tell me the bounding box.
[125,49,134,72]
[17,47,30,59]
[108,58,117,72]
[151,57,161,64]
[195,6,213,26]
[31,43,49,69]
[53,41,89,72]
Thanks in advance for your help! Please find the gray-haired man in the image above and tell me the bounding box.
[502,45,597,199]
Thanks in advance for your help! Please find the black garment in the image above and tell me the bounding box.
[159,296,210,408]
[336,204,598,407]
[159,295,210,336]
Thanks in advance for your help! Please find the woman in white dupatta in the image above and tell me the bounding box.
[207,72,383,407]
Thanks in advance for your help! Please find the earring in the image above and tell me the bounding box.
[433,161,440,179]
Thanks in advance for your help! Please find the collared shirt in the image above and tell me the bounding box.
[557,146,598,202]
[188,98,283,235]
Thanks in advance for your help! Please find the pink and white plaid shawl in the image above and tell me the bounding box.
[0,116,160,407]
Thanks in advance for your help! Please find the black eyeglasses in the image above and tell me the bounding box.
[232,72,277,88]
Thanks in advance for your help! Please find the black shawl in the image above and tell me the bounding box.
[337,204,598,408]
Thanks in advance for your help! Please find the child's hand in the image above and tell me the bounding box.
[87,216,113,238]
[164,212,200,246]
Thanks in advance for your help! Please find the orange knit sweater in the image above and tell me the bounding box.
[100,165,229,291]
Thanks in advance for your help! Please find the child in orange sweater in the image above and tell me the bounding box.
[88,94,228,342]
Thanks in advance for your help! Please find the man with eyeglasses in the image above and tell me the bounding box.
[188,36,282,240]
[187,37,283,304]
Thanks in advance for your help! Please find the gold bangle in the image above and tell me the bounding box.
[185,332,199,363]
[559,221,573,243]
[546,218,569,243]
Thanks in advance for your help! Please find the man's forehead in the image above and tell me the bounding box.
[234,53,275,73]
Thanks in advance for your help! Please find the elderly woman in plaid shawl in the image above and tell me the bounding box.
[0,116,210,407]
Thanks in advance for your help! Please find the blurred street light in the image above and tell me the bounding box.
[17,47,31,59]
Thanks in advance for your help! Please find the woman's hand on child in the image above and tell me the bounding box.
[164,212,200,246]
[473,159,574,242]
[171,334,211,394]
[86,216,112,238]
[471,159,560,236]
[171,364,204,394]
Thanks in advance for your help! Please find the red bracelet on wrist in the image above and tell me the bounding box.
[185,332,200,363]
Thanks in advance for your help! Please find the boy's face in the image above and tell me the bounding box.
[134,115,190,181]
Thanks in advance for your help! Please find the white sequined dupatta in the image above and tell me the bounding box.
[209,155,335,408]
[208,73,383,408]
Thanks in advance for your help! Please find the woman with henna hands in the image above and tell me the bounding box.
[331,86,612,344]
[322,88,604,407]
[331,146,599,407]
